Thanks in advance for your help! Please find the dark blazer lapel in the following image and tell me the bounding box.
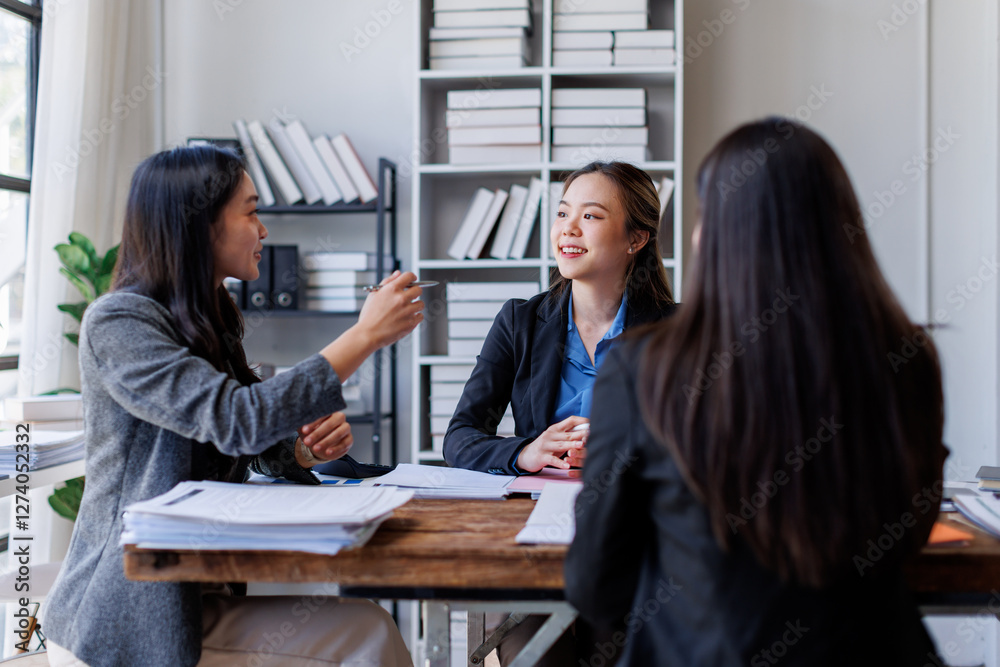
[530,288,570,431]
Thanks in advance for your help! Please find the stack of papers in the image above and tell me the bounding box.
[953,489,1000,538]
[121,480,413,555]
[375,463,513,499]
[0,429,85,473]
[516,483,582,545]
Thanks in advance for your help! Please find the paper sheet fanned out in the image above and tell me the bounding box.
[374,463,514,499]
[121,480,413,555]
[515,483,582,545]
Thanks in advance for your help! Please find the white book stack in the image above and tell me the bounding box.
[429,364,475,452]
[552,0,649,44]
[613,29,676,67]
[236,117,378,207]
[550,87,650,165]
[445,87,542,165]
[446,177,544,260]
[446,281,538,357]
[301,252,393,311]
[1,394,86,434]
[429,0,532,71]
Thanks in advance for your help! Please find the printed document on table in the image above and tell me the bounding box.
[516,483,582,544]
[375,463,514,499]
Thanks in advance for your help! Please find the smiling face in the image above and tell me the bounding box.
[211,171,267,286]
[550,172,634,285]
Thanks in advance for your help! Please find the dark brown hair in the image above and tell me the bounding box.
[549,161,674,313]
[113,145,257,385]
[639,118,945,586]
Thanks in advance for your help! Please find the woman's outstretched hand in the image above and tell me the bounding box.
[319,270,424,380]
[357,270,425,348]
[515,415,589,473]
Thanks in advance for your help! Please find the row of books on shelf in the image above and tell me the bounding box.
[553,30,675,68]
[222,118,378,208]
[427,0,674,70]
[224,249,394,313]
[448,173,673,261]
[444,87,657,165]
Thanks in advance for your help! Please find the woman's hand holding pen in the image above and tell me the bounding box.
[297,411,354,465]
[319,270,423,379]
[358,270,425,348]
[516,415,590,473]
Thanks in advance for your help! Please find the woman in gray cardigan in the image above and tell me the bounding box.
[45,146,422,666]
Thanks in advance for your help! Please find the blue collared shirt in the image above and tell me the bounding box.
[552,294,628,423]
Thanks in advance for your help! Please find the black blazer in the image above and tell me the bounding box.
[564,337,943,666]
[443,287,676,475]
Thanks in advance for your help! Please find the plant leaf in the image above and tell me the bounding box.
[56,302,88,323]
[39,387,81,395]
[59,267,95,301]
[69,232,98,269]
[94,273,113,296]
[99,244,119,282]
[55,243,92,277]
[64,332,80,346]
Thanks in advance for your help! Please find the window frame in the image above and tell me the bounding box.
[0,0,41,372]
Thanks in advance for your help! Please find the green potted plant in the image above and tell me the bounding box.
[48,232,118,520]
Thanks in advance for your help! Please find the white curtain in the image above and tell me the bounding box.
[18,0,162,395]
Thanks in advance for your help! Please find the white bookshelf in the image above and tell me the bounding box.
[409,0,684,470]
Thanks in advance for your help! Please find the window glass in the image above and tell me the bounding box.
[0,9,30,179]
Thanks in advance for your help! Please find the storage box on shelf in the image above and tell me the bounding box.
[412,0,683,470]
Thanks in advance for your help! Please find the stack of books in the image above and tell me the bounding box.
[429,364,477,452]
[613,29,676,67]
[446,88,542,165]
[446,177,543,260]
[2,395,83,430]
[301,251,395,312]
[232,118,378,208]
[446,281,539,357]
[121,480,414,555]
[550,88,650,164]
[429,0,533,71]
[551,0,674,68]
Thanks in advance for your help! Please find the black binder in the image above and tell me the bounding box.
[271,245,299,310]
[245,246,272,311]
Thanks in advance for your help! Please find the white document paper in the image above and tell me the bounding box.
[376,463,513,499]
[516,483,582,544]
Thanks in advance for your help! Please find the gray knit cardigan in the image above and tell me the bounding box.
[45,292,346,666]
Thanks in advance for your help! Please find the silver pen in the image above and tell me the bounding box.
[362,280,439,293]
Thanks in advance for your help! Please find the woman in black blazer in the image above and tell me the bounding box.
[444,161,676,476]
[566,118,947,666]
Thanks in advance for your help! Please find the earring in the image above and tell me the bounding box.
[628,246,635,254]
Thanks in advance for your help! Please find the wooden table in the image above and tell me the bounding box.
[124,502,1000,664]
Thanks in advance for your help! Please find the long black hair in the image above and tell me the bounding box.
[113,146,257,384]
[639,118,945,586]
[549,161,674,313]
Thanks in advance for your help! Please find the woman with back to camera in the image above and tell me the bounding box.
[443,161,676,664]
[45,146,422,666]
[565,118,947,666]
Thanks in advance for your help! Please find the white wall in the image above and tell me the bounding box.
[163,0,418,463]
